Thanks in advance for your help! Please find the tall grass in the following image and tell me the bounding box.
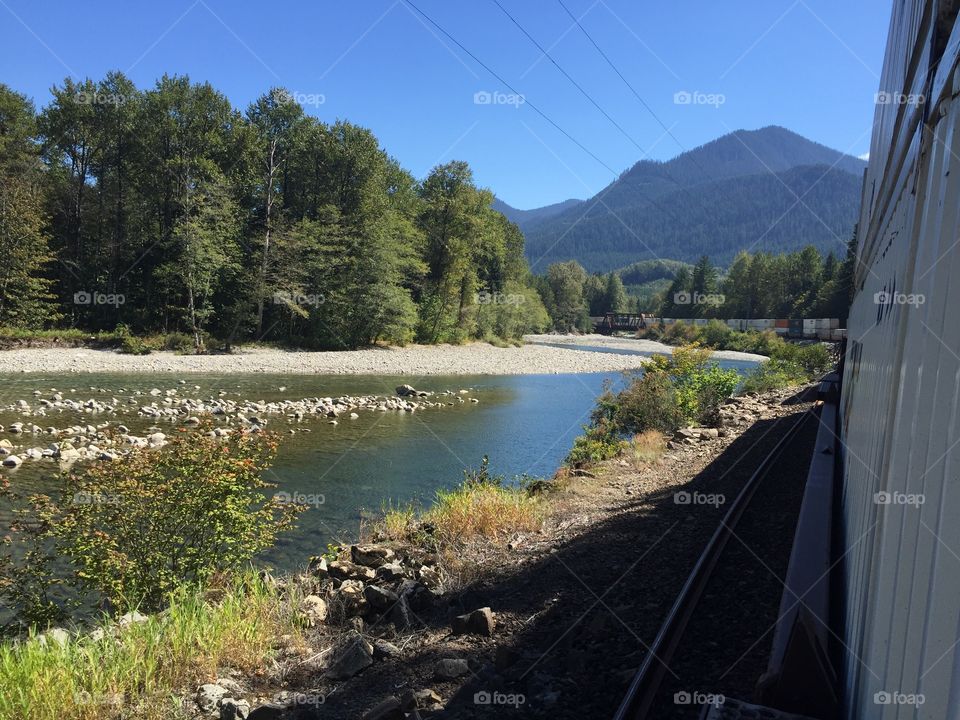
[379,469,542,550]
[0,573,303,720]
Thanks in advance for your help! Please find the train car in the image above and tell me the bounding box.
[839,2,960,718]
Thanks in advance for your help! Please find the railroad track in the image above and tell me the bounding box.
[614,406,819,720]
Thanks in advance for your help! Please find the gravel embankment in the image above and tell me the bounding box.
[0,335,765,375]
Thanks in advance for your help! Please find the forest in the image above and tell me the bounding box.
[0,75,551,351]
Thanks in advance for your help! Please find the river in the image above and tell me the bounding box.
[0,350,759,572]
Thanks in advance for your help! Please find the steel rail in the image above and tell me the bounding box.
[613,405,818,720]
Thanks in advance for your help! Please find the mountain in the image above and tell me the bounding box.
[492,197,582,232]
[516,126,866,272]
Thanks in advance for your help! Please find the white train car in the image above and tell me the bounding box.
[840,1,960,718]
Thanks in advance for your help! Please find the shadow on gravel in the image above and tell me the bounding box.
[313,403,817,720]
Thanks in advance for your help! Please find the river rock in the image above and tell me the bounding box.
[333,580,368,617]
[2,455,23,468]
[395,384,417,397]
[325,631,373,679]
[329,559,375,582]
[219,698,250,720]
[196,683,228,712]
[351,544,395,568]
[301,595,328,625]
[451,607,495,636]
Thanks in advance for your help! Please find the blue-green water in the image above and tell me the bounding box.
[0,351,759,571]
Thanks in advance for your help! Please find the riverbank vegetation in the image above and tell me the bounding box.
[0,572,303,720]
[565,346,740,468]
[0,79,550,352]
[377,459,542,553]
[0,429,300,626]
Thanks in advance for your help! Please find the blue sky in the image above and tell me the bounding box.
[1,0,889,208]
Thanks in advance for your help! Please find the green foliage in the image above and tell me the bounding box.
[29,430,302,612]
[118,335,150,355]
[567,345,742,468]
[0,78,547,348]
[0,571,303,720]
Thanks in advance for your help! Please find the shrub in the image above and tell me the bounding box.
[613,371,684,435]
[160,332,195,353]
[700,319,733,348]
[118,335,150,355]
[565,422,625,468]
[31,429,303,612]
[740,359,803,394]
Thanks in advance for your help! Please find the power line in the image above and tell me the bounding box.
[401,0,618,176]
[555,0,687,155]
[490,0,648,156]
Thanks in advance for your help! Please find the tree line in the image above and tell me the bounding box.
[0,75,551,350]
[659,240,855,320]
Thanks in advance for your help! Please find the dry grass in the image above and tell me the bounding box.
[628,430,667,469]
[378,479,543,552]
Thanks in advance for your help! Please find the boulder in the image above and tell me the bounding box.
[325,631,374,679]
[436,658,470,679]
[333,580,368,617]
[2,455,23,468]
[451,607,495,637]
[220,698,250,720]
[351,544,395,568]
[247,704,287,720]
[372,639,402,660]
[395,385,417,397]
[301,595,328,625]
[197,683,229,713]
[328,560,375,582]
[362,697,404,720]
[363,584,399,611]
[375,562,406,582]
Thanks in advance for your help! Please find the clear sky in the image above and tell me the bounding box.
[0,0,890,209]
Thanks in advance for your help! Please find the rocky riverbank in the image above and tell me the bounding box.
[151,386,812,719]
[0,335,765,376]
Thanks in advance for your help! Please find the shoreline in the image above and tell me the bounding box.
[0,334,766,376]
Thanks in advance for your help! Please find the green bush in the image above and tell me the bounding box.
[740,359,804,394]
[29,430,303,612]
[613,371,684,434]
[160,332,196,353]
[565,422,624,468]
[118,335,150,355]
